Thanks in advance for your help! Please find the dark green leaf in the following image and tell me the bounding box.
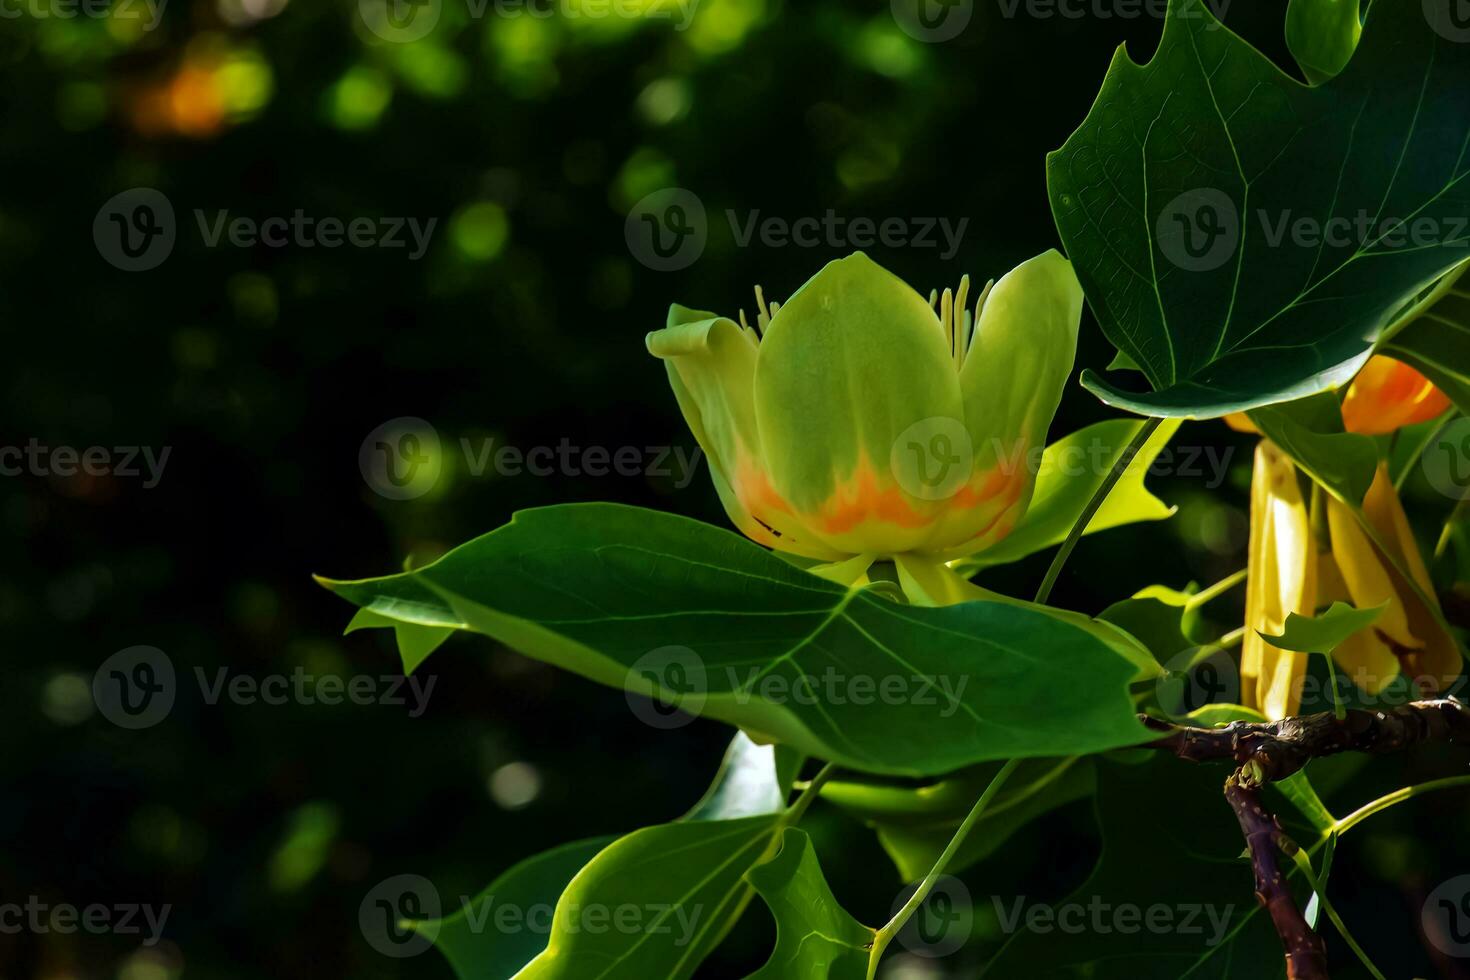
[1381,263,1470,416]
[320,504,1152,776]
[982,754,1288,978]
[745,828,874,979]
[1053,0,1470,417]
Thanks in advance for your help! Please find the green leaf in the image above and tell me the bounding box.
[1098,589,1201,665]
[345,608,454,674]
[953,418,1179,573]
[1285,0,1360,85]
[519,815,780,979]
[422,837,616,979]
[1052,0,1470,418]
[1246,392,1379,507]
[1273,772,1337,836]
[824,758,1096,881]
[421,732,797,980]
[1257,601,1387,654]
[1303,831,1337,930]
[1380,262,1470,417]
[745,828,874,979]
[320,504,1152,777]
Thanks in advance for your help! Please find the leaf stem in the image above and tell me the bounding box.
[1034,417,1164,605]
[865,758,1021,979]
[1435,496,1468,560]
[1288,847,1387,980]
[1184,567,1248,612]
[1331,773,1470,835]
[784,762,837,827]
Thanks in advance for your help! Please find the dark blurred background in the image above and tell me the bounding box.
[3,0,1467,976]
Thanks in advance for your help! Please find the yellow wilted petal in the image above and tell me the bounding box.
[1241,441,1317,719]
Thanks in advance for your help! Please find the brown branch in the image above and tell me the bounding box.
[1225,770,1328,980]
[1144,697,1470,980]
[1142,697,1470,782]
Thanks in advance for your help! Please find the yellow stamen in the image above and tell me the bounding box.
[953,274,971,369]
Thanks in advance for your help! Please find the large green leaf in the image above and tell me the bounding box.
[745,828,874,979]
[953,418,1179,573]
[319,504,1151,776]
[1052,0,1470,418]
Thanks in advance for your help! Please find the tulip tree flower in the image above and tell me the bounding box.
[1242,449,1461,719]
[646,250,1082,586]
[1321,465,1461,698]
[1338,356,1451,435]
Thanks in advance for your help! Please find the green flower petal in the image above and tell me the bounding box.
[752,253,967,555]
[649,305,843,559]
[935,250,1083,559]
